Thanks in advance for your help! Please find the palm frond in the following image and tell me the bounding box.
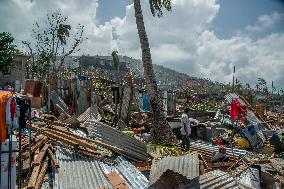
[149,0,172,17]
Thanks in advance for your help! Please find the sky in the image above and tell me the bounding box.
[0,0,284,89]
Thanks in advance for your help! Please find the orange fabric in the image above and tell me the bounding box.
[0,91,13,142]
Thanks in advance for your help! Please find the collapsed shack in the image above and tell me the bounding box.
[2,72,284,189]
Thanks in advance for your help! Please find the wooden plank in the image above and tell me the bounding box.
[35,157,49,189]
[199,160,205,174]
[46,148,59,168]
[210,162,235,168]
[149,152,162,159]
[22,137,48,159]
[39,130,79,148]
[22,158,30,172]
[21,135,44,152]
[27,165,41,189]
[33,125,144,161]
[39,125,136,156]
[32,125,98,151]
[33,144,50,166]
[198,154,209,169]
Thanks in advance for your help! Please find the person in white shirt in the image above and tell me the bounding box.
[180,108,191,151]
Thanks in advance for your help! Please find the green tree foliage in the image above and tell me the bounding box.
[23,10,84,82]
[111,50,120,71]
[149,0,172,17]
[256,77,268,94]
[57,24,71,45]
[0,32,18,74]
[26,52,50,84]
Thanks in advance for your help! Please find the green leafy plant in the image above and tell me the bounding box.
[0,32,18,74]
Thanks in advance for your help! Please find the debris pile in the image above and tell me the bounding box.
[2,75,284,189]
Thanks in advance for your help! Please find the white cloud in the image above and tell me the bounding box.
[196,31,284,86]
[246,12,282,32]
[111,0,284,87]
[0,0,115,55]
[1,0,283,87]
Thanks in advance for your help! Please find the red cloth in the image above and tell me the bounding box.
[230,99,240,119]
[10,98,16,121]
[230,98,247,120]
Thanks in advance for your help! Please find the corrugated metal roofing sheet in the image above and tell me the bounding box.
[50,91,68,112]
[77,106,101,123]
[84,120,148,161]
[186,169,255,189]
[100,156,149,189]
[270,158,284,175]
[237,168,260,189]
[190,142,247,158]
[149,152,199,185]
[54,148,113,189]
[55,148,149,189]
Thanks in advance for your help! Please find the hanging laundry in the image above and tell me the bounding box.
[0,90,13,142]
[6,96,19,135]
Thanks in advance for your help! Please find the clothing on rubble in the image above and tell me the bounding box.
[0,90,19,142]
[230,98,248,120]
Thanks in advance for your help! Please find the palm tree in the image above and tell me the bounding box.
[133,0,176,145]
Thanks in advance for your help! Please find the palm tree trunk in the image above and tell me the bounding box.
[133,0,176,145]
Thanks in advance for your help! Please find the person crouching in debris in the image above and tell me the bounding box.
[180,108,191,151]
[210,146,229,163]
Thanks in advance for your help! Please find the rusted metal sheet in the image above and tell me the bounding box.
[106,172,129,189]
[149,152,200,185]
[85,120,147,161]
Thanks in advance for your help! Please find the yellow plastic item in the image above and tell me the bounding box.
[234,137,250,149]
[225,130,233,134]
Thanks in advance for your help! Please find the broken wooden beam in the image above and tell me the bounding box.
[35,157,49,189]
[27,164,41,189]
[32,125,98,151]
[33,144,50,166]
[198,153,209,170]
[46,148,59,168]
[22,137,48,159]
